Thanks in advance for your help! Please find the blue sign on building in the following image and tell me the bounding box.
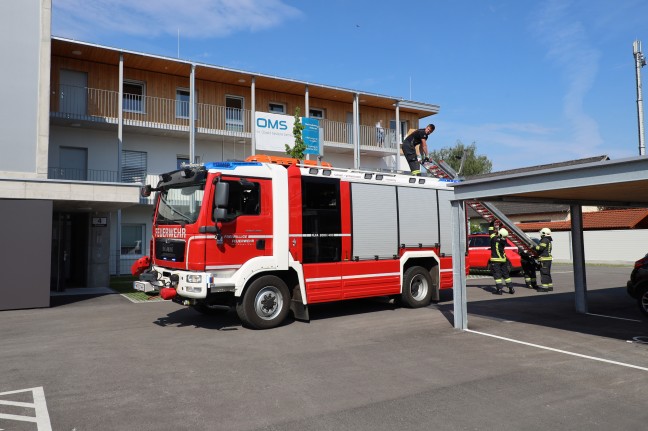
[301,117,321,155]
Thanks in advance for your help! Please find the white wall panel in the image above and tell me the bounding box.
[536,229,648,264]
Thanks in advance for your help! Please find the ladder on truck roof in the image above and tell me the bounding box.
[422,159,538,255]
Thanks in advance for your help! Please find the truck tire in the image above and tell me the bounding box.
[637,285,648,317]
[401,266,433,308]
[236,275,290,329]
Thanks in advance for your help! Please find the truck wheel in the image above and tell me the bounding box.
[637,285,648,317]
[236,276,290,329]
[401,266,433,308]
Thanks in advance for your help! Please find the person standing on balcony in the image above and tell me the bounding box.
[376,120,385,147]
[401,124,435,175]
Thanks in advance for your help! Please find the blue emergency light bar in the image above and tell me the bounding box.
[203,161,262,170]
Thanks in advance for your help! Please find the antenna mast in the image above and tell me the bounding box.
[633,40,646,156]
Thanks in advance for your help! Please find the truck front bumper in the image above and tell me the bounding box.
[135,266,236,299]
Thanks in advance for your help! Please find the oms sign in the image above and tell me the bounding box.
[254,112,321,155]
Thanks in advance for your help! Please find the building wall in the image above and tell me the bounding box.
[0,0,50,178]
[0,200,52,310]
[50,126,120,173]
[50,55,420,129]
[538,229,648,265]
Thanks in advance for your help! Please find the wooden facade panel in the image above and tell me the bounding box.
[51,52,428,130]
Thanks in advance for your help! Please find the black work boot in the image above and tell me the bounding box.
[508,285,515,294]
[495,285,503,295]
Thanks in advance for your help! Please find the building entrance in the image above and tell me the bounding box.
[51,212,89,291]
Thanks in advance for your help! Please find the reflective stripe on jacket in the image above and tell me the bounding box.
[489,226,507,263]
[534,236,553,261]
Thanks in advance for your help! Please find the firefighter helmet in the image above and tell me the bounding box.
[540,227,552,237]
[498,228,509,238]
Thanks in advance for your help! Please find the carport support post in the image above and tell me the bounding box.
[570,205,588,313]
[451,199,468,329]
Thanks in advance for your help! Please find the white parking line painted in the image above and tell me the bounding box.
[0,386,52,431]
[586,312,643,323]
[466,329,648,372]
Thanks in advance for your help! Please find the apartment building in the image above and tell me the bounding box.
[0,0,439,310]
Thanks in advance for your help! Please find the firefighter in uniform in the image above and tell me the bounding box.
[401,124,435,175]
[518,248,539,289]
[534,227,553,292]
[489,222,514,295]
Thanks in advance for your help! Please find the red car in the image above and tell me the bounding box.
[468,233,522,274]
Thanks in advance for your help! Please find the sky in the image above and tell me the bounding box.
[51,0,648,171]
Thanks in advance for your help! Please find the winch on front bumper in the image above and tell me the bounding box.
[133,267,233,300]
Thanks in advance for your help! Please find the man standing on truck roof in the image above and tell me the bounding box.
[401,123,435,176]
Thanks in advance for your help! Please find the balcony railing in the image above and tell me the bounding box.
[52,84,400,153]
[48,167,120,182]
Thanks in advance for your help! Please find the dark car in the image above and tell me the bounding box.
[468,233,522,274]
[626,253,648,316]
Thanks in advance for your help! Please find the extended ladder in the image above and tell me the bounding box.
[422,159,537,255]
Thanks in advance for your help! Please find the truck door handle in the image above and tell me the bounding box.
[256,239,265,250]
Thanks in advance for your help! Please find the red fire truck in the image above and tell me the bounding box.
[132,157,463,329]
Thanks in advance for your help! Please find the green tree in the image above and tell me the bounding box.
[470,222,486,233]
[285,107,306,160]
[427,140,492,177]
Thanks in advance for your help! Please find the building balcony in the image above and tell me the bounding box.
[50,85,399,157]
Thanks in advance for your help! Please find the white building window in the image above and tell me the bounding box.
[177,156,190,169]
[176,88,190,118]
[121,150,147,183]
[121,224,145,255]
[226,95,244,132]
[309,108,325,119]
[269,102,286,114]
[123,80,146,113]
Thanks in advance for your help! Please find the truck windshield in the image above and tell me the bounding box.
[157,184,205,225]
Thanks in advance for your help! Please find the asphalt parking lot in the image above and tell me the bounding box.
[1,264,647,430]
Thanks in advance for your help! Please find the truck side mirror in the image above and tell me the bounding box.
[213,207,227,221]
[214,181,229,207]
[140,185,152,197]
[213,181,229,223]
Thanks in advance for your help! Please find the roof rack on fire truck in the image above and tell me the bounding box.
[245,155,459,186]
[246,154,333,167]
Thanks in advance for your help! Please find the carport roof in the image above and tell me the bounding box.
[452,155,648,207]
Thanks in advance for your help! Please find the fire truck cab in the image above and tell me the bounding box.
[133,159,461,329]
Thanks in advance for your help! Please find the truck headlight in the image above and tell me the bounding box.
[187,274,202,283]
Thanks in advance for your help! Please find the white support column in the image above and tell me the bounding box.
[251,76,256,156]
[395,102,401,171]
[116,53,124,276]
[305,84,310,160]
[451,199,468,329]
[353,93,360,169]
[571,204,588,313]
[189,64,196,163]
[118,53,123,180]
